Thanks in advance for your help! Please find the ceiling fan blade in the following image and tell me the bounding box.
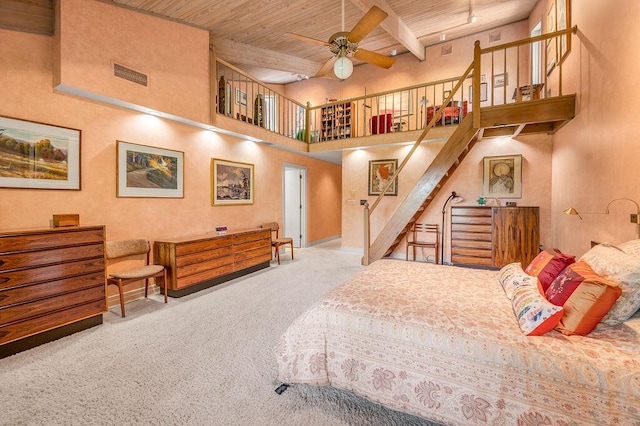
[315,56,338,77]
[285,32,331,47]
[354,49,395,69]
[348,6,388,43]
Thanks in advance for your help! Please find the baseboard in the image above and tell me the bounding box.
[307,235,341,246]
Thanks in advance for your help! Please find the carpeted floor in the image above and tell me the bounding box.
[0,240,441,425]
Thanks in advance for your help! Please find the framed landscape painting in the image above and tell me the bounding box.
[116,141,184,198]
[211,158,254,205]
[0,115,81,190]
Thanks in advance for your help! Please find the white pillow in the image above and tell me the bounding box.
[498,262,525,299]
[619,239,640,258]
[580,244,640,324]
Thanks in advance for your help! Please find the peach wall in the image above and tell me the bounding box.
[56,0,210,124]
[0,26,341,299]
[541,0,640,256]
[341,135,553,261]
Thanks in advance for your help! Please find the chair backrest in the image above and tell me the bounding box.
[261,222,279,238]
[105,238,150,260]
[409,223,439,242]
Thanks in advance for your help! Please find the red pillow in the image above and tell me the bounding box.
[545,261,622,335]
[524,249,575,292]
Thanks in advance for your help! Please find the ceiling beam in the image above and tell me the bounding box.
[210,36,322,77]
[350,0,425,61]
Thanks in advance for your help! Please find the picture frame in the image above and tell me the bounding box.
[482,154,522,199]
[211,158,254,205]
[493,73,508,88]
[469,83,488,103]
[556,0,571,63]
[546,2,557,75]
[0,115,81,190]
[368,159,398,196]
[235,88,247,107]
[116,140,184,198]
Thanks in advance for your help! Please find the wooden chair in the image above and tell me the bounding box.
[261,222,294,264]
[406,223,440,264]
[105,238,167,317]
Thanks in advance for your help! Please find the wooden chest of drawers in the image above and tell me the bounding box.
[451,206,539,268]
[0,226,106,358]
[153,228,272,297]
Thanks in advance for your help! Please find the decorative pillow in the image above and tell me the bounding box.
[546,261,622,335]
[619,239,640,258]
[497,262,524,299]
[524,249,576,292]
[511,275,563,336]
[581,244,640,324]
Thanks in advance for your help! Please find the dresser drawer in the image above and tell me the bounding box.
[176,255,234,279]
[175,246,230,268]
[0,285,105,325]
[0,258,105,291]
[0,244,104,271]
[451,247,492,258]
[451,224,492,234]
[175,237,232,256]
[234,253,272,271]
[0,299,105,345]
[234,238,271,253]
[0,271,105,308]
[176,264,235,288]
[234,245,271,264]
[451,255,493,266]
[451,207,491,217]
[233,230,270,245]
[0,228,104,253]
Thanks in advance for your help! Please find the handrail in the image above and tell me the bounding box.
[480,26,577,54]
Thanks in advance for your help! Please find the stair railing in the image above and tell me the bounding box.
[363,62,475,265]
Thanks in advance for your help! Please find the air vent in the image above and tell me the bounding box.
[489,31,502,43]
[441,44,453,56]
[113,63,148,87]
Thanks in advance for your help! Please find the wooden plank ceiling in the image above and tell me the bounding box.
[2,0,537,84]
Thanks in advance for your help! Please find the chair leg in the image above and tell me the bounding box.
[275,245,281,265]
[162,270,168,303]
[290,242,294,260]
[144,277,149,298]
[117,280,126,318]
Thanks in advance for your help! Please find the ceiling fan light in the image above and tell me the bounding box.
[333,56,353,79]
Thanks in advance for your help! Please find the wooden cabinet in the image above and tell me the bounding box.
[451,206,539,268]
[0,226,106,358]
[320,102,353,141]
[153,228,271,297]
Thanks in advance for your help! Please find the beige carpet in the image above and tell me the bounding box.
[0,240,440,426]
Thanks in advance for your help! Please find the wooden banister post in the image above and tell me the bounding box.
[305,101,311,143]
[473,40,481,129]
[363,201,370,266]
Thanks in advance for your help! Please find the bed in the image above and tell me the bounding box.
[276,244,640,425]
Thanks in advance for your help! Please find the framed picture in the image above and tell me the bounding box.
[225,81,232,116]
[546,2,557,75]
[116,141,184,198]
[0,115,81,190]
[211,158,254,205]
[493,73,508,88]
[556,0,571,62]
[368,159,398,196]
[469,83,488,103]
[482,154,522,199]
[235,88,247,107]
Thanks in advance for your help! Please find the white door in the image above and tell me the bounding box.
[283,165,306,247]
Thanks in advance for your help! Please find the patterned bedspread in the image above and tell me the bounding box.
[276,259,640,425]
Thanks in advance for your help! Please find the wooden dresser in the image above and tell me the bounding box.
[153,228,272,297]
[451,206,539,268]
[0,226,106,358]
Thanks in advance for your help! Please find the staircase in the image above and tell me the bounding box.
[365,95,576,264]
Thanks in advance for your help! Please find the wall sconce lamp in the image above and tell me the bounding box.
[441,191,464,264]
[564,198,640,238]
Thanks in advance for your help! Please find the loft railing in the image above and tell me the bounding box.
[215,58,307,140]
[362,26,577,265]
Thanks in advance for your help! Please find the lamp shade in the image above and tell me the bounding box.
[563,207,583,220]
[333,56,353,79]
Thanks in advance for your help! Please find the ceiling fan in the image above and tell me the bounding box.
[286,0,396,79]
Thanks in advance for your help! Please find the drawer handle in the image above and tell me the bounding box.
[0,294,7,302]
[0,260,4,267]
[0,277,8,285]
[0,331,8,339]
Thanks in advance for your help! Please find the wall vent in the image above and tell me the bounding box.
[441,44,453,56]
[489,31,502,43]
[113,63,148,87]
